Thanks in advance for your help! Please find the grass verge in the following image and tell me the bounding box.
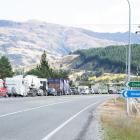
[100,97,140,140]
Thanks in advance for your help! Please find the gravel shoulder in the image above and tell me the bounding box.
[76,106,104,140]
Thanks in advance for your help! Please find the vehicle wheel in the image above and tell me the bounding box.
[5,94,8,98]
[32,92,36,97]
[45,91,48,96]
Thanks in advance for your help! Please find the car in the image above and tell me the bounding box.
[70,87,79,95]
[116,89,122,94]
[108,89,113,94]
[80,89,90,95]
[0,80,8,97]
[108,89,117,94]
[47,88,57,96]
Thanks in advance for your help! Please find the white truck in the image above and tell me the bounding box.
[91,84,100,94]
[25,75,41,96]
[25,75,49,96]
[39,78,48,96]
[5,75,28,97]
[91,83,108,94]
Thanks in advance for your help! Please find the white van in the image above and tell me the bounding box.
[78,86,89,95]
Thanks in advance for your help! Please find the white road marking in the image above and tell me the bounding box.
[0,100,74,118]
[42,101,100,140]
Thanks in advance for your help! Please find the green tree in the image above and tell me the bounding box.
[37,51,52,78]
[51,70,69,79]
[0,56,14,79]
[27,51,69,79]
[27,51,52,78]
[73,44,140,74]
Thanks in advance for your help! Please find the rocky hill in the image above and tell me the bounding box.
[0,20,139,68]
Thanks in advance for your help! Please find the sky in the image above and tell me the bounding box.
[0,0,139,32]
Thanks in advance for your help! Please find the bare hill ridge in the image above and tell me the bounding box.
[0,20,138,68]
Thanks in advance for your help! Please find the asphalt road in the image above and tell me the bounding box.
[0,95,113,140]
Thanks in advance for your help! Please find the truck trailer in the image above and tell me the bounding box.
[48,78,70,95]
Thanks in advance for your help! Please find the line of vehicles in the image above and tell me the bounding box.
[0,75,120,98]
[0,75,70,97]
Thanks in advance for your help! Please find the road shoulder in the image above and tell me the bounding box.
[76,105,104,140]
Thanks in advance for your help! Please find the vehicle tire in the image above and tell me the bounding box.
[44,91,48,96]
[32,91,36,97]
[5,94,8,98]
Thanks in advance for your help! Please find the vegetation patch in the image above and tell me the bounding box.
[100,98,140,140]
[73,44,140,74]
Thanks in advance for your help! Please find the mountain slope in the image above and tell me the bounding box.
[81,29,140,44]
[0,20,139,68]
[72,44,140,74]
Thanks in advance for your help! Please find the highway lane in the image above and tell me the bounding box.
[0,95,113,140]
[0,96,85,116]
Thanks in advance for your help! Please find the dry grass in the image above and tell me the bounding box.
[100,98,140,140]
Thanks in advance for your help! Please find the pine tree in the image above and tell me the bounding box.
[0,56,14,79]
[27,51,69,78]
[38,51,52,78]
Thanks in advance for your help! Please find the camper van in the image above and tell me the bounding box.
[5,75,28,97]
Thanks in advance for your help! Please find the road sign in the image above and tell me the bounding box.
[127,82,140,87]
[122,90,140,98]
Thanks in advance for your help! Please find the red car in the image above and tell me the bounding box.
[0,81,8,97]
